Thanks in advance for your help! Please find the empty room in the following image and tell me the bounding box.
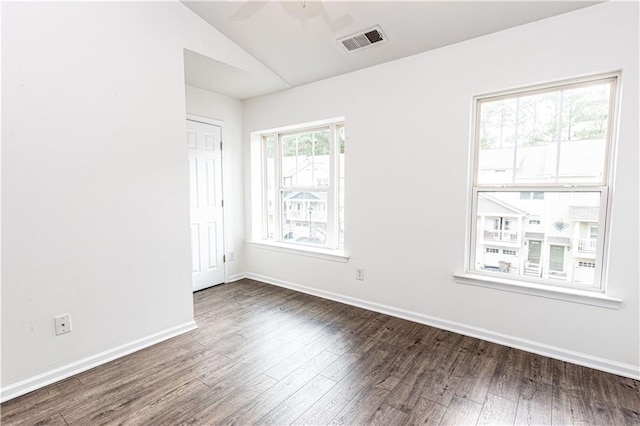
[2,1,639,425]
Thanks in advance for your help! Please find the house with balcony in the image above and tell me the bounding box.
[475,136,604,285]
[282,191,328,243]
[475,194,527,275]
[267,154,332,244]
[570,206,599,284]
[476,191,601,284]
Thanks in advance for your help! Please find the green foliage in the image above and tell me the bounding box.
[479,83,609,150]
[282,130,330,157]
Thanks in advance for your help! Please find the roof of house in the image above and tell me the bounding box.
[569,206,599,221]
[525,232,545,240]
[284,191,326,201]
[547,236,571,245]
[478,139,606,182]
[477,193,529,216]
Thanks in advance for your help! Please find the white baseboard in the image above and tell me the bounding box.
[226,273,247,283]
[246,272,640,380]
[1,321,198,403]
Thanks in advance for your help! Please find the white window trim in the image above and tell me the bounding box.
[455,73,622,308]
[250,117,346,255]
[453,272,622,309]
[246,240,349,263]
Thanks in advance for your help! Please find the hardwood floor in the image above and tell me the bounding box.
[2,279,639,425]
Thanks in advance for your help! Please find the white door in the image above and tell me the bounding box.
[187,119,225,291]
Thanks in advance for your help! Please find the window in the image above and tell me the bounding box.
[553,221,569,232]
[261,120,345,249]
[469,75,617,291]
[520,191,544,200]
[493,217,512,231]
[485,248,499,253]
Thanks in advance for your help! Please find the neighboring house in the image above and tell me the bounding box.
[569,205,599,284]
[476,140,602,285]
[282,191,328,243]
[476,193,528,276]
[476,193,599,284]
[266,154,344,245]
[281,155,329,243]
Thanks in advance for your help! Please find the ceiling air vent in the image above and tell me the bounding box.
[338,26,387,53]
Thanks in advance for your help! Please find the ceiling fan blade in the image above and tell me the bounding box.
[323,13,353,33]
[230,1,268,21]
[320,3,353,33]
[322,1,352,20]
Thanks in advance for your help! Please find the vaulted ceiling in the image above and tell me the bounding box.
[182,1,600,99]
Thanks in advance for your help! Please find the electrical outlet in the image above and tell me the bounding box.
[228,251,235,261]
[356,268,365,281]
[54,313,72,335]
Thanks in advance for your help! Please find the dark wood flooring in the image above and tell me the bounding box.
[2,279,639,425]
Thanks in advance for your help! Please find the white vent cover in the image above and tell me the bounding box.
[338,26,387,53]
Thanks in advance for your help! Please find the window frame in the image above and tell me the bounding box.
[465,73,619,294]
[260,120,344,250]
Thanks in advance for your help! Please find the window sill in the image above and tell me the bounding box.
[246,241,350,263]
[453,272,622,309]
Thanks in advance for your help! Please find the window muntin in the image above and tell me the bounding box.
[470,75,616,291]
[262,122,344,249]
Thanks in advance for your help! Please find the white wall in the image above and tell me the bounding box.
[1,2,276,399]
[243,2,639,375]
[185,85,246,278]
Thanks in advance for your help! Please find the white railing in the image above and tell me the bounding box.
[484,230,518,243]
[286,210,327,222]
[577,238,597,253]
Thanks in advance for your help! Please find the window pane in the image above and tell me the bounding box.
[477,79,612,185]
[474,191,600,286]
[265,136,276,239]
[282,129,330,188]
[477,99,517,184]
[557,83,610,183]
[512,91,561,184]
[281,190,328,246]
[313,129,330,187]
[282,133,310,187]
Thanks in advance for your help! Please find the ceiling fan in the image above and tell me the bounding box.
[229,1,353,32]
